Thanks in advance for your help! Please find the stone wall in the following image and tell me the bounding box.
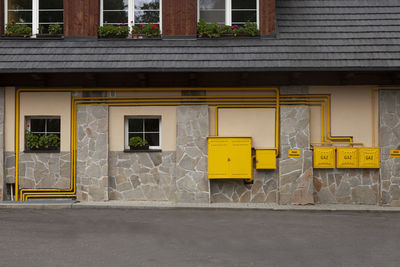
[76,105,109,201]
[279,106,313,205]
[109,151,176,201]
[5,152,71,189]
[175,106,210,203]
[313,169,379,204]
[210,169,278,203]
[380,90,400,206]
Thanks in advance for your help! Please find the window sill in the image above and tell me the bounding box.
[24,149,60,153]
[123,149,162,153]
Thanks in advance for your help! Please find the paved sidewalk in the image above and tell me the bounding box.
[1,200,400,212]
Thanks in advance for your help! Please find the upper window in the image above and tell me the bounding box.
[25,117,61,151]
[101,0,161,29]
[198,0,258,26]
[125,117,161,150]
[5,0,64,35]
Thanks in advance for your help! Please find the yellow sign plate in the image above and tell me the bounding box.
[390,150,400,157]
[313,147,335,169]
[337,148,359,168]
[256,150,276,169]
[288,150,301,158]
[359,148,380,168]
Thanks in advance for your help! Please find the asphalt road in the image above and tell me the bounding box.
[0,208,399,267]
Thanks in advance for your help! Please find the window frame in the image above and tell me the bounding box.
[25,116,61,152]
[125,116,162,150]
[100,0,162,31]
[4,0,64,36]
[197,0,259,27]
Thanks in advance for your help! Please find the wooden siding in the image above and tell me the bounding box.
[64,0,100,36]
[162,0,197,36]
[0,0,4,36]
[260,0,276,35]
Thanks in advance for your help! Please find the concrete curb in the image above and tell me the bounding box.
[1,201,400,212]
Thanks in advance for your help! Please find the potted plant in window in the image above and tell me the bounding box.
[39,134,61,151]
[98,24,130,39]
[25,130,40,150]
[36,23,63,39]
[131,24,144,39]
[141,24,161,39]
[129,136,149,150]
[3,21,32,38]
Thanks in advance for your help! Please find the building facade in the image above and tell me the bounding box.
[0,0,400,206]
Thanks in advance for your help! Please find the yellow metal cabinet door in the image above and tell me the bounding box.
[229,138,252,179]
[208,139,230,179]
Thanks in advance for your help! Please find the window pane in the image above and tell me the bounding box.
[104,0,128,10]
[134,11,159,23]
[232,0,256,9]
[135,0,159,10]
[8,0,32,9]
[39,11,63,23]
[103,11,128,24]
[47,118,60,132]
[129,119,143,132]
[199,0,224,10]
[145,119,159,132]
[39,0,63,9]
[30,119,45,132]
[8,11,32,23]
[199,11,225,24]
[232,11,256,23]
[145,133,159,146]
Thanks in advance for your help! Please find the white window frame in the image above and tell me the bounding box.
[125,116,161,150]
[26,116,61,135]
[4,0,64,36]
[100,0,162,32]
[197,0,259,27]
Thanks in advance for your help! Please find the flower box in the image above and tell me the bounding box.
[36,34,63,39]
[130,145,150,151]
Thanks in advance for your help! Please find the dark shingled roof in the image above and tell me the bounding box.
[1,0,400,73]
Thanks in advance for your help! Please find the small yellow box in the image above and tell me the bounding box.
[337,148,359,168]
[313,147,335,168]
[256,150,276,169]
[288,150,301,158]
[390,150,400,157]
[359,147,380,168]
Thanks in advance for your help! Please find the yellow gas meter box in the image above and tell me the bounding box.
[359,147,380,168]
[255,150,276,169]
[208,137,252,179]
[337,147,359,168]
[313,147,335,168]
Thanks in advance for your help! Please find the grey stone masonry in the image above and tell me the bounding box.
[380,90,400,206]
[5,152,71,189]
[279,106,313,205]
[0,88,4,200]
[210,169,278,203]
[77,105,109,202]
[109,151,176,201]
[175,106,210,203]
[313,169,379,205]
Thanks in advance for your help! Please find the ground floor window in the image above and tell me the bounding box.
[125,117,161,150]
[25,116,60,151]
